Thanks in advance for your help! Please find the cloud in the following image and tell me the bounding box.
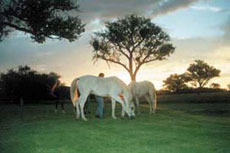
[78,0,156,22]
[151,0,199,16]
[2,0,206,42]
[219,8,230,13]
[190,6,221,12]
[78,0,201,22]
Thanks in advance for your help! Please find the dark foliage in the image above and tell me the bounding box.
[0,65,62,103]
[0,0,85,43]
[163,73,190,92]
[210,83,221,89]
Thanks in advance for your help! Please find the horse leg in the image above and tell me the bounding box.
[111,95,126,118]
[121,105,125,117]
[111,99,117,119]
[75,100,80,119]
[61,101,65,113]
[145,95,153,114]
[73,95,81,119]
[55,101,58,113]
[150,91,157,113]
[135,96,141,114]
[79,94,88,121]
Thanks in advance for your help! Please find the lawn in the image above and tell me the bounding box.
[0,95,230,153]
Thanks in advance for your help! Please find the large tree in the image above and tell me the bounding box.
[0,0,85,43]
[186,60,220,88]
[91,15,175,81]
[163,73,190,93]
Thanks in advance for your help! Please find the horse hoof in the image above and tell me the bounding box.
[75,115,80,120]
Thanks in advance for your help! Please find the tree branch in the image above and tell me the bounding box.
[132,37,145,52]
[3,22,33,34]
[113,42,130,59]
[101,56,130,73]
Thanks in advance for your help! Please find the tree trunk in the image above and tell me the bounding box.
[128,53,137,82]
[129,72,136,82]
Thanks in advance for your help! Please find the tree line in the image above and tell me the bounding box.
[0,63,227,104]
[162,60,227,94]
[0,65,66,104]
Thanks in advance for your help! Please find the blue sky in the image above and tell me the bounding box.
[154,0,229,39]
[0,0,229,89]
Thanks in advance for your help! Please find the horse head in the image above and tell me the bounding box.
[124,91,135,119]
[127,102,136,119]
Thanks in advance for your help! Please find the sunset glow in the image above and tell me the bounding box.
[0,0,229,90]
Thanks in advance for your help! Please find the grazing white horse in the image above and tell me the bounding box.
[128,81,157,114]
[70,75,135,121]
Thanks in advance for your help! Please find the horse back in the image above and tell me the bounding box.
[77,75,128,96]
[129,81,155,97]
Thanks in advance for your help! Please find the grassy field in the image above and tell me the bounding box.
[0,94,230,153]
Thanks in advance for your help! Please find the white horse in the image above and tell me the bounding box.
[70,75,135,121]
[128,81,157,114]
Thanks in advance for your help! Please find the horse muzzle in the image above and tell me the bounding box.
[129,115,135,120]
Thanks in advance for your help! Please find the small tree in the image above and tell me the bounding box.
[186,60,220,88]
[163,73,189,93]
[210,83,221,89]
[0,0,85,43]
[227,84,230,91]
[91,15,175,81]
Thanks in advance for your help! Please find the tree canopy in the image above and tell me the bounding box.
[186,60,220,88]
[0,65,62,103]
[91,15,175,81]
[0,0,85,43]
[210,83,221,89]
[163,73,190,93]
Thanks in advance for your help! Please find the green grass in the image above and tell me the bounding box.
[0,99,230,153]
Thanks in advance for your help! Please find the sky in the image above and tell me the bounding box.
[0,0,229,89]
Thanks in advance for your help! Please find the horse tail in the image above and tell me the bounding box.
[70,78,79,107]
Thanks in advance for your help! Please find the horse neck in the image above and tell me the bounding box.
[123,88,132,105]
